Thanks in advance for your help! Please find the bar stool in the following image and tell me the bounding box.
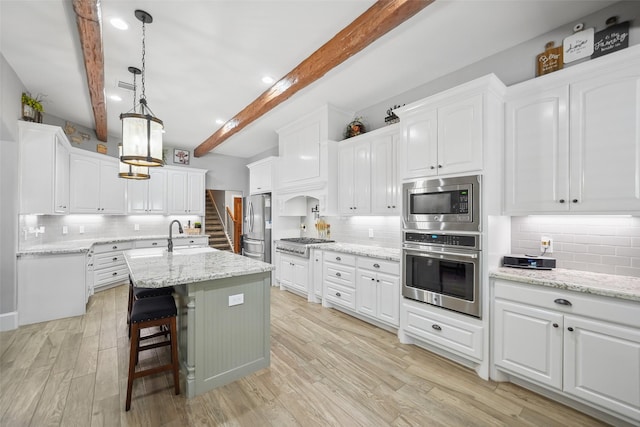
[126,294,180,411]
[127,277,174,337]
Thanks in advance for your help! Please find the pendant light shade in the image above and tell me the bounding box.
[119,144,150,179]
[120,9,163,168]
[120,106,164,167]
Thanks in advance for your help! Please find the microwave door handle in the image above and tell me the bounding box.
[439,251,478,259]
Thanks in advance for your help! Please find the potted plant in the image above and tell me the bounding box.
[21,92,45,123]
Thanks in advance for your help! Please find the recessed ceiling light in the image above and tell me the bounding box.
[110,18,128,30]
[261,76,274,84]
[215,119,225,125]
[109,95,122,102]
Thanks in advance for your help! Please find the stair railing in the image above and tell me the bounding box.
[206,190,235,252]
[226,206,241,254]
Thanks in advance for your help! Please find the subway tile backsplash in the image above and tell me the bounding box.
[511,216,640,278]
[19,214,202,249]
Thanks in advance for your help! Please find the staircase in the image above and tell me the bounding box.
[205,194,234,251]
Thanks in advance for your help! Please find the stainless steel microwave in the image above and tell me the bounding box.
[402,175,481,232]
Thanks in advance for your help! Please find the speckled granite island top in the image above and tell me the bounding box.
[309,242,400,262]
[491,267,640,302]
[124,247,274,288]
[17,234,209,256]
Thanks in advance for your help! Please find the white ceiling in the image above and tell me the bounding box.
[1,0,616,160]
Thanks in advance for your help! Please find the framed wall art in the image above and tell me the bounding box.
[173,148,190,165]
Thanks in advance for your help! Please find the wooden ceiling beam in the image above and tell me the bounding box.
[72,0,108,142]
[194,0,433,157]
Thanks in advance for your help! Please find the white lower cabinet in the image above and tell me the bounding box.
[322,251,357,310]
[401,298,484,361]
[278,253,309,296]
[355,258,399,327]
[89,241,133,292]
[493,279,640,425]
[323,251,400,329]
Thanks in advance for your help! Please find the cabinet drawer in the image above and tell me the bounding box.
[356,257,399,275]
[323,263,355,288]
[494,279,640,328]
[323,251,356,266]
[324,282,356,310]
[135,239,166,248]
[93,241,133,254]
[93,251,127,268]
[95,265,129,287]
[402,299,483,360]
[175,236,208,247]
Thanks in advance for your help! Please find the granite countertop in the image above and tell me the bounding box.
[125,247,275,288]
[491,267,640,303]
[16,234,210,256]
[310,242,400,262]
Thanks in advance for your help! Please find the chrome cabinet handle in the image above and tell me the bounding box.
[567,327,574,332]
[559,199,565,203]
[432,324,442,331]
[336,272,342,277]
[373,263,380,268]
[112,246,118,250]
[572,199,578,203]
[553,323,559,328]
[336,256,341,261]
[152,242,158,246]
[554,298,572,306]
[335,292,341,297]
[112,257,118,261]
[112,272,118,276]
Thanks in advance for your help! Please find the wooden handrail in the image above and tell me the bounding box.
[226,206,238,224]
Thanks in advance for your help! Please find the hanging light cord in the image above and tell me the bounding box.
[140,17,146,103]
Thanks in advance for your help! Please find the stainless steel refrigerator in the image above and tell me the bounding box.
[242,193,272,263]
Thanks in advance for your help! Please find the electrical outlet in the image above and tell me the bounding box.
[79,225,85,234]
[228,293,244,307]
[368,228,374,238]
[134,224,140,231]
[540,236,553,253]
[62,226,68,235]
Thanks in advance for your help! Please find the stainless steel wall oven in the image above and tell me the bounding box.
[402,232,481,318]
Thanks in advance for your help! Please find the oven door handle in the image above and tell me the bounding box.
[404,249,478,260]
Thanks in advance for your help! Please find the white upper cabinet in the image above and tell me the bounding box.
[397,75,505,181]
[167,166,206,215]
[276,104,352,193]
[247,156,275,194]
[370,130,399,214]
[338,139,371,215]
[18,122,71,214]
[337,124,399,216]
[127,167,167,214]
[69,152,125,214]
[505,45,640,214]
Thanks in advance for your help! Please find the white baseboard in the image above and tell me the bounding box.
[0,311,18,331]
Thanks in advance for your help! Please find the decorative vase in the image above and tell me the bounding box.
[22,103,35,122]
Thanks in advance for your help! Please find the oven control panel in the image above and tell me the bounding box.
[404,232,477,248]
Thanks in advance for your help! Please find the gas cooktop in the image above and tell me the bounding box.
[279,237,335,244]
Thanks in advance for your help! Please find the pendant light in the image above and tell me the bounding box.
[119,66,150,179]
[120,10,163,168]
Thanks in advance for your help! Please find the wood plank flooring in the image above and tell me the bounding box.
[0,285,608,426]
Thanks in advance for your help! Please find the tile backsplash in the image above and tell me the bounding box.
[511,216,640,278]
[19,214,202,249]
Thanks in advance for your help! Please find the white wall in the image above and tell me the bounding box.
[356,1,640,131]
[1,53,25,326]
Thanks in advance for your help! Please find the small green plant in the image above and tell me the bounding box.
[22,92,45,112]
[194,222,202,228]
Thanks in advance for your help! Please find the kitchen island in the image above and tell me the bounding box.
[124,247,274,398]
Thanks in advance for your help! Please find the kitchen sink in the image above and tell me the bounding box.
[126,246,217,259]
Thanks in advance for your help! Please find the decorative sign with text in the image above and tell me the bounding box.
[592,17,630,59]
[563,23,594,63]
[536,41,563,77]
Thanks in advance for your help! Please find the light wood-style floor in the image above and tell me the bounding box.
[1,285,608,426]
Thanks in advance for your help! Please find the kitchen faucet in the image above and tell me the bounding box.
[167,220,184,252]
